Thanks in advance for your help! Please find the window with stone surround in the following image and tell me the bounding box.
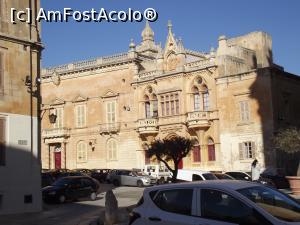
[208,138,216,161]
[106,101,116,124]
[54,107,64,129]
[239,101,250,122]
[75,104,86,128]
[107,138,117,160]
[194,93,200,111]
[192,144,201,163]
[77,141,87,163]
[160,93,180,116]
[203,88,209,111]
[239,141,255,160]
[0,117,6,166]
[0,51,4,94]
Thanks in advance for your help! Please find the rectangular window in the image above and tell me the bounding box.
[240,101,250,122]
[165,96,170,116]
[75,105,86,128]
[106,101,116,124]
[0,52,4,94]
[0,117,6,166]
[153,101,158,118]
[54,108,63,128]
[239,142,255,160]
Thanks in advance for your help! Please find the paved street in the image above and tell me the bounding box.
[0,184,144,225]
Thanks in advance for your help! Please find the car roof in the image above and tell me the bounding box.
[145,180,261,192]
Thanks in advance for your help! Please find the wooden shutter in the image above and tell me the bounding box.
[0,117,6,166]
[239,143,244,160]
[251,142,256,158]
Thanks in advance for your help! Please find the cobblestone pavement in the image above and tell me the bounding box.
[0,184,144,225]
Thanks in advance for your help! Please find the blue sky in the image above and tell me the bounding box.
[41,0,300,75]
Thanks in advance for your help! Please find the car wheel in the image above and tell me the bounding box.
[90,192,97,201]
[158,177,165,185]
[112,179,120,186]
[58,195,66,203]
[137,180,143,187]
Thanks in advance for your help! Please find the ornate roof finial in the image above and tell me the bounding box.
[168,20,172,33]
[129,38,136,49]
[142,21,154,42]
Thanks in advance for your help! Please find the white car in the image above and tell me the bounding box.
[177,169,217,181]
[129,180,300,225]
[144,164,172,184]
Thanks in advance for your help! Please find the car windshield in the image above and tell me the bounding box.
[52,178,71,187]
[237,186,300,222]
[202,173,217,180]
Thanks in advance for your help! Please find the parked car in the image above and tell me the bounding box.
[213,172,235,180]
[42,176,100,203]
[90,169,111,183]
[108,169,156,187]
[41,172,55,187]
[143,164,172,184]
[176,169,217,182]
[260,167,290,189]
[129,180,300,225]
[225,171,252,181]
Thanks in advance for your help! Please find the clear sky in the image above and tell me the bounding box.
[41,0,300,75]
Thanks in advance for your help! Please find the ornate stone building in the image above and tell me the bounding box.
[41,21,300,173]
[0,0,42,214]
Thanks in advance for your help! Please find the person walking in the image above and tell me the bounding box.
[251,159,260,181]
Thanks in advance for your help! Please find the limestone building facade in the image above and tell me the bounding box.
[41,21,300,173]
[0,0,43,214]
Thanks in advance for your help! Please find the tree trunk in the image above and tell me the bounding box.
[171,162,179,183]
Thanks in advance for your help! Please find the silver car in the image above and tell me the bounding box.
[129,180,300,225]
[108,169,156,187]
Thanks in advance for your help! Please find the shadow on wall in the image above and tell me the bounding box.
[0,145,42,214]
[249,49,300,176]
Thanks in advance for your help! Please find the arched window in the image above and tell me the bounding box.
[152,94,158,118]
[193,86,200,112]
[142,143,150,164]
[107,139,117,160]
[77,141,87,162]
[144,95,151,118]
[192,139,201,162]
[203,86,209,111]
[208,138,215,161]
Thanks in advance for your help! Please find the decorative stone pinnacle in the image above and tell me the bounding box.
[168,20,172,32]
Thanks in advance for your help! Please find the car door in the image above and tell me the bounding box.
[80,178,93,198]
[145,188,198,225]
[194,188,274,225]
[66,179,82,199]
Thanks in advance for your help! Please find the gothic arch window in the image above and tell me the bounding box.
[152,94,158,118]
[202,85,209,111]
[107,138,118,160]
[77,141,87,163]
[193,86,200,111]
[207,137,215,161]
[192,139,201,162]
[144,95,151,118]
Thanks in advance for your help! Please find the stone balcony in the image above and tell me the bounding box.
[99,123,121,134]
[42,128,70,139]
[137,118,159,134]
[186,111,211,129]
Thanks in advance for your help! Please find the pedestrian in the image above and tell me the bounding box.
[251,159,260,181]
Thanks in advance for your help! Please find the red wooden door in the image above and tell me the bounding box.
[178,159,183,169]
[55,152,61,169]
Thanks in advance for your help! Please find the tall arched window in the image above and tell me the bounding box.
[203,86,209,111]
[193,86,201,112]
[144,96,151,118]
[208,138,215,161]
[152,94,158,118]
[77,141,87,162]
[107,139,117,160]
[192,139,201,162]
